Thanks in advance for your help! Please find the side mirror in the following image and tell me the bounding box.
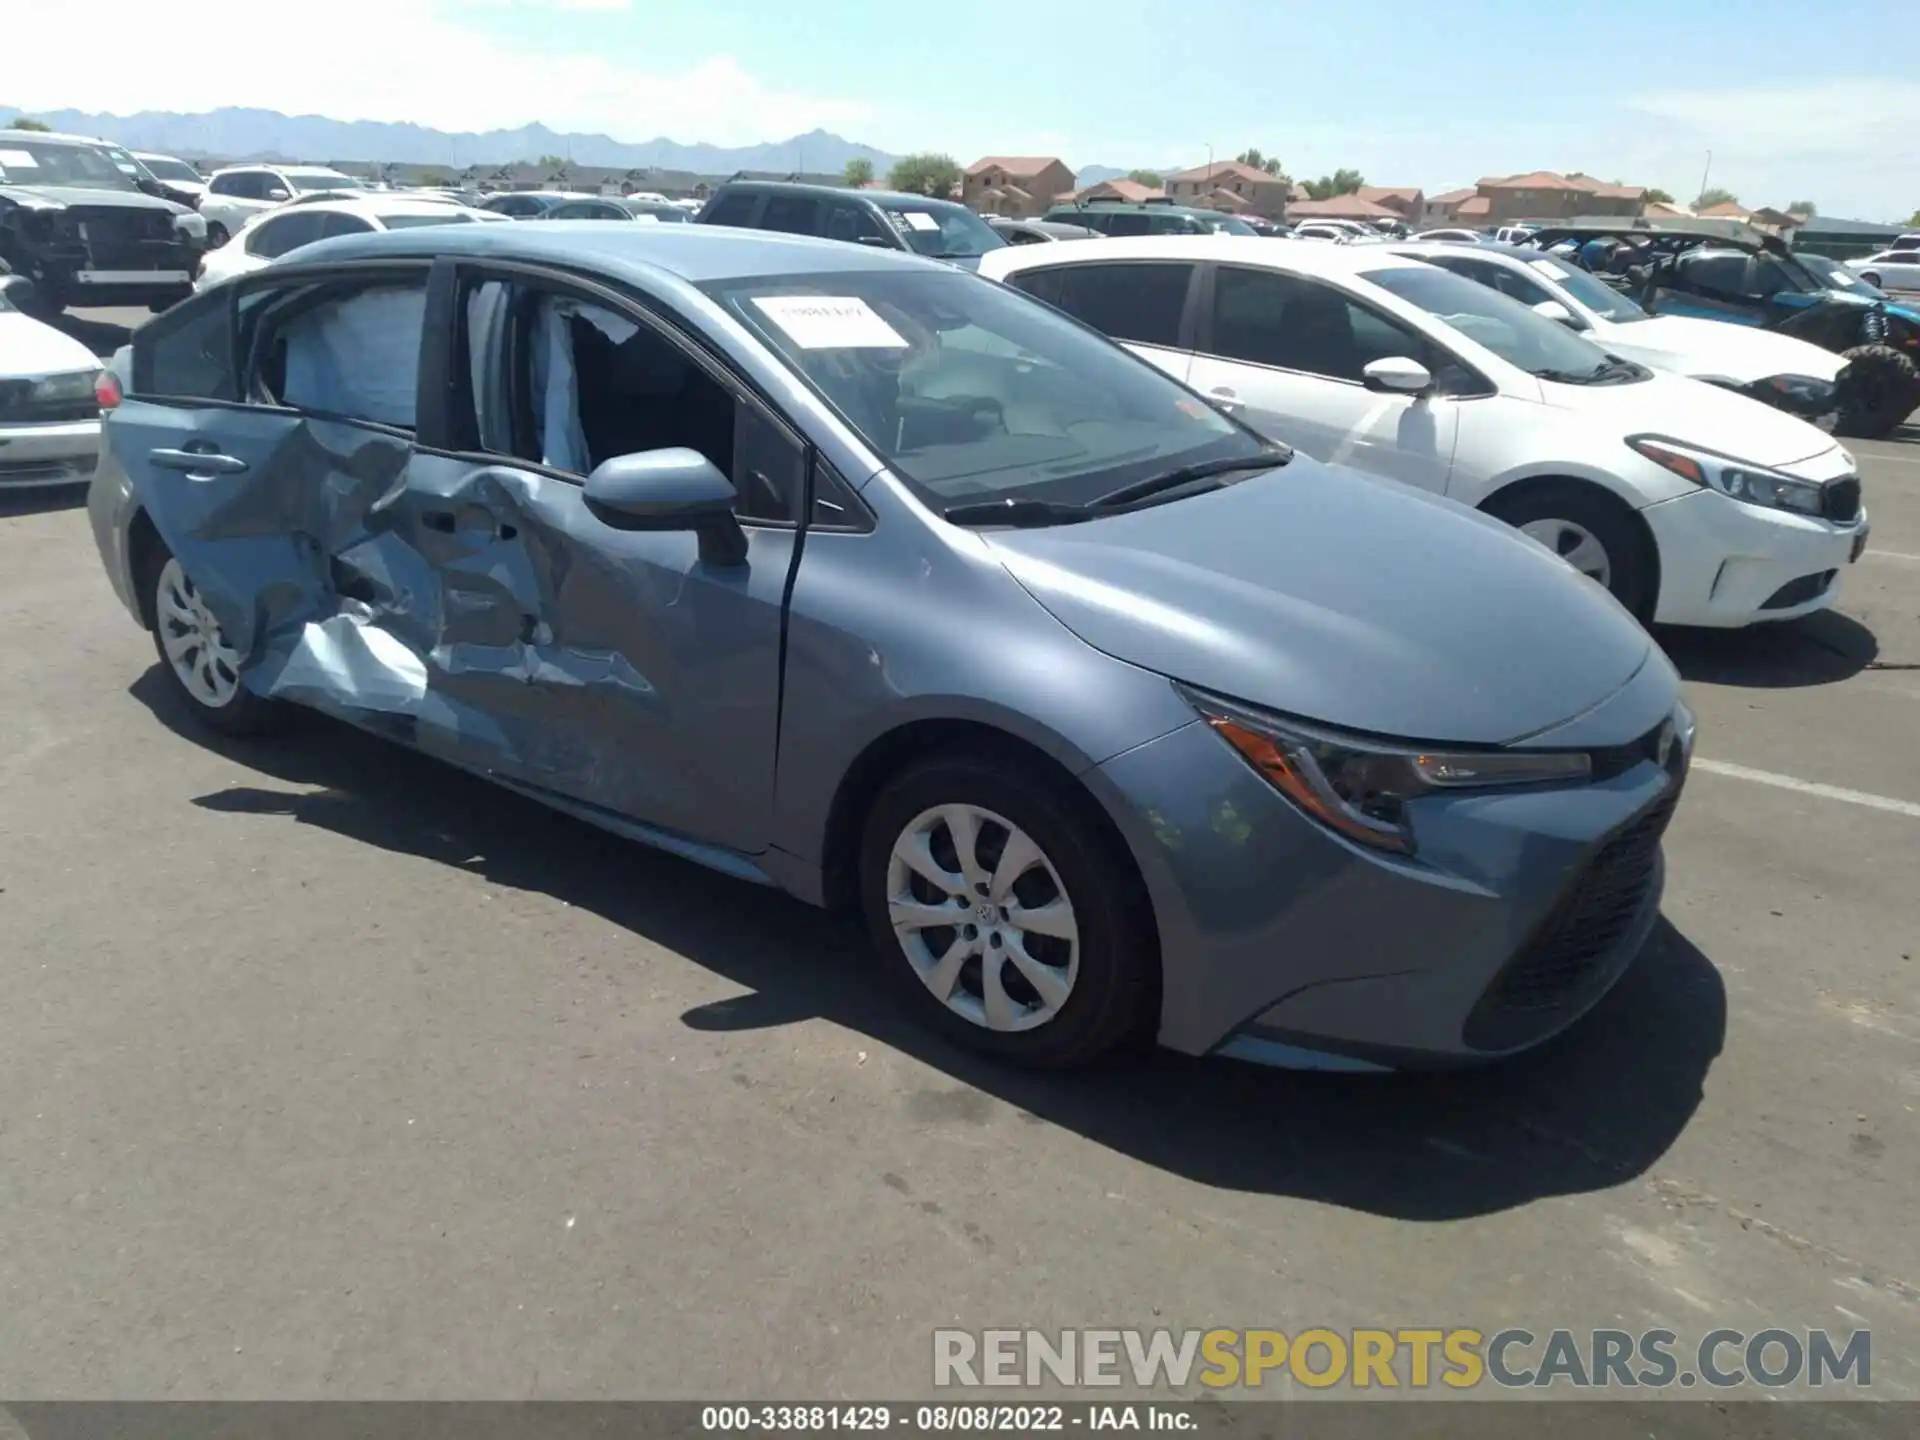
[1531,299,1579,329]
[266,188,290,202]
[1361,356,1434,395]
[583,448,747,566]
[0,273,39,312]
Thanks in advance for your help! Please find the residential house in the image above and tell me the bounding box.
[1066,178,1166,205]
[1285,195,1402,224]
[1161,161,1295,220]
[1353,185,1424,222]
[1697,200,1757,223]
[962,157,1077,218]
[1421,171,1646,228]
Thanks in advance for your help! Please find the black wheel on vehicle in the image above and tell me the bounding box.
[1484,480,1655,624]
[206,222,229,248]
[1859,272,1882,289]
[140,539,283,737]
[1835,343,1918,438]
[858,749,1156,1068]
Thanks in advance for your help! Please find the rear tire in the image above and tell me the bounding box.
[206,222,230,248]
[1483,481,1655,624]
[858,749,1156,1069]
[1836,343,1918,438]
[141,542,283,737]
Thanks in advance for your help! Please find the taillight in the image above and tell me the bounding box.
[95,369,123,410]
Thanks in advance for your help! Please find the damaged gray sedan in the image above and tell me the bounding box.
[88,223,1692,1071]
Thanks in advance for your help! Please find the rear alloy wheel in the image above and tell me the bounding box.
[859,752,1154,1068]
[1836,343,1918,439]
[148,552,281,735]
[1485,481,1653,623]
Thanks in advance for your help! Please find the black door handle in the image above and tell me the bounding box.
[150,447,248,474]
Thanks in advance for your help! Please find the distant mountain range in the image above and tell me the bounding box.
[0,106,1155,188]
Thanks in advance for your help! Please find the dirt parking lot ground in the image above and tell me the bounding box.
[0,311,1915,1407]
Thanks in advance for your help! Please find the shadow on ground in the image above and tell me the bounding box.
[133,668,1725,1224]
[1658,608,1878,688]
[0,485,86,519]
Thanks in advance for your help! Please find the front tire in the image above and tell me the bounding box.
[858,750,1155,1068]
[1483,481,1655,623]
[1836,343,1918,438]
[144,546,282,736]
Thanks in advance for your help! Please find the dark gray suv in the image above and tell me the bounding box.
[696,181,1006,268]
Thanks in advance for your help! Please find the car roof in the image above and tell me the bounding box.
[1392,239,1544,263]
[288,218,955,284]
[712,180,953,208]
[131,150,192,162]
[981,233,1428,278]
[265,196,488,220]
[3,130,116,148]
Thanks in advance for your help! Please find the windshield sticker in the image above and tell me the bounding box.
[899,211,941,232]
[1528,259,1571,281]
[751,295,910,349]
[0,149,40,168]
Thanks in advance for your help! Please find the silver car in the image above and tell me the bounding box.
[86,223,1693,1071]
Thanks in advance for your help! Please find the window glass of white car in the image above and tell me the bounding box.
[1361,264,1639,384]
[246,211,327,259]
[1520,254,1651,323]
[286,172,355,194]
[1006,261,1194,348]
[704,266,1262,509]
[1207,265,1467,388]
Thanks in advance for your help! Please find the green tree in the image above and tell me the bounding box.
[1302,168,1365,201]
[1127,169,1163,188]
[888,152,961,198]
[6,117,51,131]
[1787,199,1816,217]
[1235,149,1284,177]
[1694,186,1738,210]
[538,154,566,169]
[1643,187,1674,205]
[843,157,874,187]
[1908,209,1920,227]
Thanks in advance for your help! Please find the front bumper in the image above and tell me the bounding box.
[1644,487,1867,628]
[1086,668,1687,1068]
[0,418,100,488]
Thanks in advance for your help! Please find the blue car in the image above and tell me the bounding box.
[87,223,1692,1071]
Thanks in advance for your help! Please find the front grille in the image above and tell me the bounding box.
[1761,571,1836,610]
[1587,719,1671,781]
[0,379,98,425]
[67,205,176,243]
[1823,476,1861,523]
[1463,785,1679,1050]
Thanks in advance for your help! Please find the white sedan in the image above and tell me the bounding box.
[1389,240,1846,424]
[0,274,103,488]
[1847,249,1920,293]
[195,197,508,291]
[978,235,1869,629]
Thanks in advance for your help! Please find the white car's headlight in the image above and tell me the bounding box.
[174,210,208,239]
[1181,687,1592,855]
[30,369,102,404]
[1628,435,1829,517]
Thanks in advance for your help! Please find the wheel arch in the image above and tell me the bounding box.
[126,506,166,631]
[1477,471,1663,613]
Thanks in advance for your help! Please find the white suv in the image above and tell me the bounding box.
[978,236,1870,628]
[198,165,362,246]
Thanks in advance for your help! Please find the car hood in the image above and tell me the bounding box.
[983,460,1652,746]
[0,309,100,376]
[1537,366,1838,468]
[0,183,187,215]
[1604,314,1847,384]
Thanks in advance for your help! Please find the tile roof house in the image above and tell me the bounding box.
[1698,200,1757,221]
[1354,185,1424,220]
[963,156,1076,217]
[1286,194,1401,222]
[1421,171,1647,227]
[1162,160,1293,220]
[1068,178,1166,204]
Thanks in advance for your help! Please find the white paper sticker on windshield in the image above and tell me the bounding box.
[1528,259,1572,281]
[0,149,40,168]
[752,295,909,349]
[899,211,940,232]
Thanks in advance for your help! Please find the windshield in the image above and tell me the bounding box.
[289,173,359,193]
[140,156,203,183]
[377,212,473,229]
[873,200,1008,259]
[1362,264,1621,380]
[702,267,1264,509]
[0,139,138,191]
[1802,252,1883,296]
[1518,253,1650,322]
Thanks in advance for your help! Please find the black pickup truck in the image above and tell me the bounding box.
[0,131,206,315]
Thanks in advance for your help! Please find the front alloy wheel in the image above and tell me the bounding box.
[145,547,281,735]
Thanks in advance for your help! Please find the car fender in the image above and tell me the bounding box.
[1444,396,1696,510]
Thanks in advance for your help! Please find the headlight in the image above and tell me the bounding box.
[29,369,101,403]
[174,210,207,239]
[1182,687,1592,855]
[1627,435,1826,517]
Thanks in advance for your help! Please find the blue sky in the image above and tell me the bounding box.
[24,0,1920,218]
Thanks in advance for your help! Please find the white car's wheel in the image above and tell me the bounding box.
[1486,482,1653,624]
